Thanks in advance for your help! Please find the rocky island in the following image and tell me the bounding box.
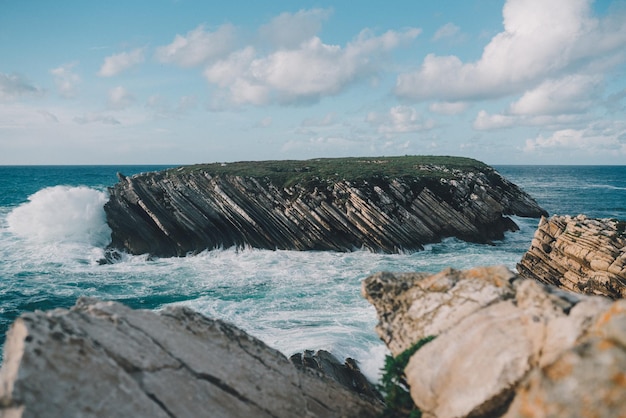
[5,156,624,417]
[104,156,547,257]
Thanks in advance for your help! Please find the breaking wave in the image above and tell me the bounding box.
[7,186,111,247]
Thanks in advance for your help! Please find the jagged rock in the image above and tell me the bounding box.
[361,266,518,356]
[518,215,626,299]
[103,157,547,258]
[0,298,382,418]
[362,267,626,418]
[290,349,383,402]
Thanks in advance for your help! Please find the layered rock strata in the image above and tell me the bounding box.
[104,157,547,257]
[0,298,382,418]
[362,266,626,418]
[518,214,626,299]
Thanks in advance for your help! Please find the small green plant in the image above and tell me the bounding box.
[378,336,436,418]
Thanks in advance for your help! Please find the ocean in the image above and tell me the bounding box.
[0,165,625,380]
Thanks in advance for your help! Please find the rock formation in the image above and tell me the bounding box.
[104,156,547,258]
[290,349,382,402]
[362,266,626,418]
[0,298,382,418]
[518,214,626,299]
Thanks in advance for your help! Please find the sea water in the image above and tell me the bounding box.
[0,165,624,381]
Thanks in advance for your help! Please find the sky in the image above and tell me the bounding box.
[1,0,625,165]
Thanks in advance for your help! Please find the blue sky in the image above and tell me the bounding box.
[1,0,625,165]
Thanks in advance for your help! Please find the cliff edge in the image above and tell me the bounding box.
[104,156,547,257]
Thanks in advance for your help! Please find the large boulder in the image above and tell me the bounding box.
[104,156,547,258]
[0,298,382,418]
[518,214,626,299]
[362,266,626,418]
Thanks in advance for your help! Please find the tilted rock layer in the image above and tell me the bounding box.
[518,214,626,299]
[362,266,626,418]
[104,157,546,257]
[0,298,381,418]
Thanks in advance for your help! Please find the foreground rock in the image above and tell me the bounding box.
[518,215,626,299]
[290,349,382,402]
[0,298,382,418]
[104,156,546,257]
[363,266,626,418]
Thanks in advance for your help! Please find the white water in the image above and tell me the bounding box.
[7,186,111,247]
[0,185,539,381]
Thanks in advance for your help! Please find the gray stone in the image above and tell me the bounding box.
[0,298,382,418]
[290,349,383,402]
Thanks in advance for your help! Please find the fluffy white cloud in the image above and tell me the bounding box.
[98,48,145,77]
[523,122,626,156]
[155,24,236,67]
[473,109,584,131]
[395,0,626,101]
[429,101,468,115]
[472,72,602,130]
[108,86,135,109]
[432,23,461,41]
[367,105,435,134]
[0,73,44,101]
[204,47,257,87]
[473,110,517,130]
[259,8,331,49]
[50,62,80,98]
[204,27,420,105]
[509,74,602,115]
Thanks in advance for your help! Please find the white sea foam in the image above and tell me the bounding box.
[6,186,111,247]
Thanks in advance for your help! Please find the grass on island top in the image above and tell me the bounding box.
[166,155,490,187]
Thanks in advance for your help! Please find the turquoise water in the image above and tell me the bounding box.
[0,165,624,379]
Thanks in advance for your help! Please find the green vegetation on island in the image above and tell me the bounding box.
[166,155,490,188]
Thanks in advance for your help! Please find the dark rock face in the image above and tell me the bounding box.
[0,298,382,418]
[290,349,383,402]
[104,159,547,257]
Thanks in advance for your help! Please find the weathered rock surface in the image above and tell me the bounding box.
[290,349,382,402]
[362,266,626,418]
[518,214,626,299]
[104,157,547,257]
[0,298,382,418]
